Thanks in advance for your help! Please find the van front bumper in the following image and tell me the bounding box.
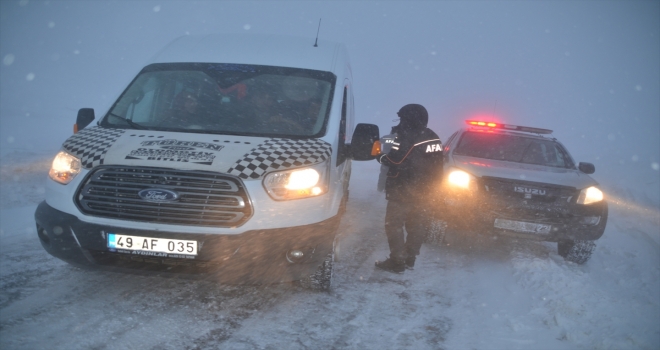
[35,201,338,283]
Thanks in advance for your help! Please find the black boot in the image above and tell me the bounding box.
[405,256,416,270]
[375,257,405,273]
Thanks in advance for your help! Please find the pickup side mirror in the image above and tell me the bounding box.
[350,123,380,161]
[578,162,595,174]
[74,108,95,133]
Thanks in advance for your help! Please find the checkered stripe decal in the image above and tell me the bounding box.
[227,139,332,179]
[62,127,125,169]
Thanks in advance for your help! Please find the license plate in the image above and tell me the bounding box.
[494,218,551,234]
[107,233,198,256]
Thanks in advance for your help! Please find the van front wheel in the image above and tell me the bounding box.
[299,254,333,291]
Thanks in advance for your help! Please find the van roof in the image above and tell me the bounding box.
[149,34,346,73]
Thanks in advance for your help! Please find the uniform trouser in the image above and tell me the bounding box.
[384,199,429,261]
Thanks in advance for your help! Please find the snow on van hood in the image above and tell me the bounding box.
[450,155,598,189]
[61,127,331,180]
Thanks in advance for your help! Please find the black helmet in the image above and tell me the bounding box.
[397,104,428,130]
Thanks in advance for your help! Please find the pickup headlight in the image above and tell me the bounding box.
[446,168,476,190]
[263,161,329,200]
[577,186,604,205]
[49,151,82,184]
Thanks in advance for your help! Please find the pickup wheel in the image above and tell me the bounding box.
[299,253,333,291]
[426,219,447,246]
[557,240,596,264]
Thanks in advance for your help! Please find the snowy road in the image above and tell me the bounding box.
[1,157,658,350]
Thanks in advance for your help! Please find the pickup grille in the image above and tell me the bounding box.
[76,166,252,227]
[481,176,578,205]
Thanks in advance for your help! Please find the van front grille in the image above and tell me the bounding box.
[76,166,252,227]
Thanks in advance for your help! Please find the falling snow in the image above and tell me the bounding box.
[0,1,658,349]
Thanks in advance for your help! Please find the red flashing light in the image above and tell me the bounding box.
[467,120,498,128]
[465,120,553,135]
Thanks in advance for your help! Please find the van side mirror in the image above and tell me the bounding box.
[350,123,380,161]
[74,108,95,133]
[578,162,595,174]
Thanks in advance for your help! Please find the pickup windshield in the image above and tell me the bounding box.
[101,63,336,138]
[454,131,575,168]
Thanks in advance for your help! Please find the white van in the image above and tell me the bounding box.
[35,34,378,290]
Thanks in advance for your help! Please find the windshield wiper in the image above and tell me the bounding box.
[108,113,148,130]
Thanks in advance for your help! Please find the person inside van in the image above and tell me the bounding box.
[179,93,199,116]
[159,91,201,128]
[273,97,322,134]
[246,86,305,134]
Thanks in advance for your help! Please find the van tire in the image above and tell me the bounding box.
[557,240,596,264]
[339,189,349,215]
[299,254,333,291]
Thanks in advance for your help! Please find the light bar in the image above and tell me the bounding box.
[465,120,552,134]
[468,121,498,127]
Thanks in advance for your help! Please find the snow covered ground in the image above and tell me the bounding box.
[1,1,658,349]
[0,154,658,349]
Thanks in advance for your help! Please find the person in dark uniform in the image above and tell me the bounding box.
[375,104,443,273]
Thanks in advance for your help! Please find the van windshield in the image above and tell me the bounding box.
[454,131,575,168]
[101,63,336,138]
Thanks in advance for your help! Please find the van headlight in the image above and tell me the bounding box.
[49,151,82,184]
[577,186,604,205]
[263,161,329,200]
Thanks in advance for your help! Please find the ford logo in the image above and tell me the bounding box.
[138,188,179,202]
